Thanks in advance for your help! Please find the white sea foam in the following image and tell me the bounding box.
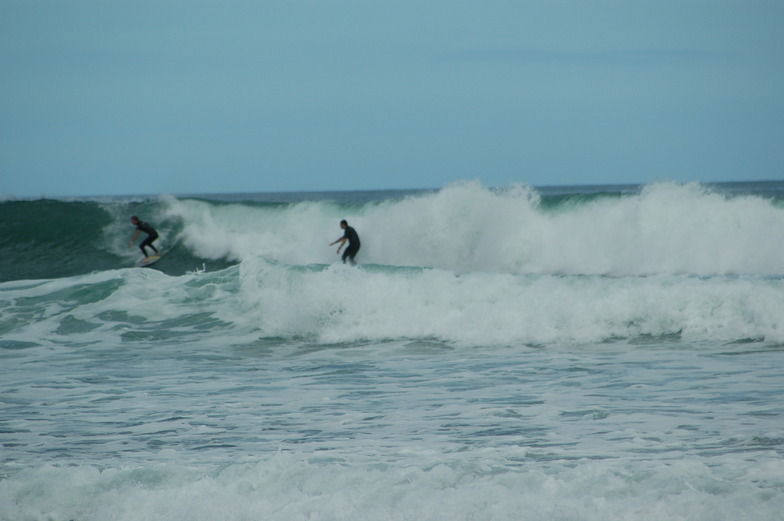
[2,272,782,520]
[238,258,784,345]
[1,255,781,349]
[162,182,784,276]
[3,183,783,521]
[2,455,782,521]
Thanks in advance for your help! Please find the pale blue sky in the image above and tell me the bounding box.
[2,0,783,197]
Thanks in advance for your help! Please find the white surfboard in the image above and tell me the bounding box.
[137,253,162,267]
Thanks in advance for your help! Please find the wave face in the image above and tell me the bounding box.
[4,181,784,282]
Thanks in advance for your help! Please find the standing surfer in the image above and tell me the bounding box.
[129,216,160,258]
[330,219,360,265]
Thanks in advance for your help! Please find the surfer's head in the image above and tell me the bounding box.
[340,220,348,228]
[130,216,140,225]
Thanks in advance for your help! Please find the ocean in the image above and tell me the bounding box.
[1,180,783,520]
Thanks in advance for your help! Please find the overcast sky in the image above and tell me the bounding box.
[1,0,783,197]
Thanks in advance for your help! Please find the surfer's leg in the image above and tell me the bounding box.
[140,236,155,257]
[343,244,359,265]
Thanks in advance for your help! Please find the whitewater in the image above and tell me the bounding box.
[1,181,783,520]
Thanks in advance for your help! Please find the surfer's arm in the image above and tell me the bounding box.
[330,237,347,253]
[129,230,140,247]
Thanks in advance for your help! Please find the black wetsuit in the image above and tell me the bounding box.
[341,225,360,264]
[136,221,159,256]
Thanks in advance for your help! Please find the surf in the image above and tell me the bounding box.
[237,257,784,345]
[3,255,782,349]
[3,182,783,521]
[162,180,784,276]
[3,181,784,284]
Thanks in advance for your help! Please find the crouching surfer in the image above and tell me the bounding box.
[129,216,160,258]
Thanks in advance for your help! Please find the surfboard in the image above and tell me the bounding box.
[137,253,162,267]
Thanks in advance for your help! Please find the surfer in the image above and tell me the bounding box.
[330,220,361,265]
[129,216,160,258]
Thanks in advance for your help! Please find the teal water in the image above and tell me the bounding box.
[2,181,783,520]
